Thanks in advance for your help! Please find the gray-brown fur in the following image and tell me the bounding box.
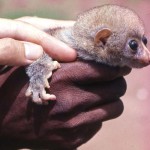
[26,4,150,104]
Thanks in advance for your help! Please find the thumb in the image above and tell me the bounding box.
[0,38,43,66]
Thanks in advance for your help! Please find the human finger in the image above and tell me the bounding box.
[72,77,126,110]
[50,99,123,129]
[50,76,126,114]
[0,18,76,62]
[16,17,75,31]
[54,61,131,84]
[0,38,43,66]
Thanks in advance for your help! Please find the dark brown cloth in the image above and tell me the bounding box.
[0,61,131,150]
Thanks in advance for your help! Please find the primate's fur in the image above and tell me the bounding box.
[26,4,150,104]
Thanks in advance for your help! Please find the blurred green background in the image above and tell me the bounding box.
[0,0,148,19]
[0,0,150,150]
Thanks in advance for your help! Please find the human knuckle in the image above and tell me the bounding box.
[0,38,17,54]
[64,121,76,129]
[104,77,127,99]
[111,77,127,97]
[5,38,16,48]
[117,77,127,96]
[108,67,121,79]
[114,100,124,117]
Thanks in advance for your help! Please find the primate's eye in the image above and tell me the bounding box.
[129,40,138,51]
[142,36,148,46]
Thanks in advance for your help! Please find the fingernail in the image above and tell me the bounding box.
[24,43,43,61]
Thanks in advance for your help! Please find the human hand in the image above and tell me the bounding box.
[17,16,75,31]
[0,61,131,149]
[0,18,76,66]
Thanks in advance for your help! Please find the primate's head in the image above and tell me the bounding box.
[73,4,150,68]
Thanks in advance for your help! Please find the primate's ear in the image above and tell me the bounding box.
[94,28,112,46]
